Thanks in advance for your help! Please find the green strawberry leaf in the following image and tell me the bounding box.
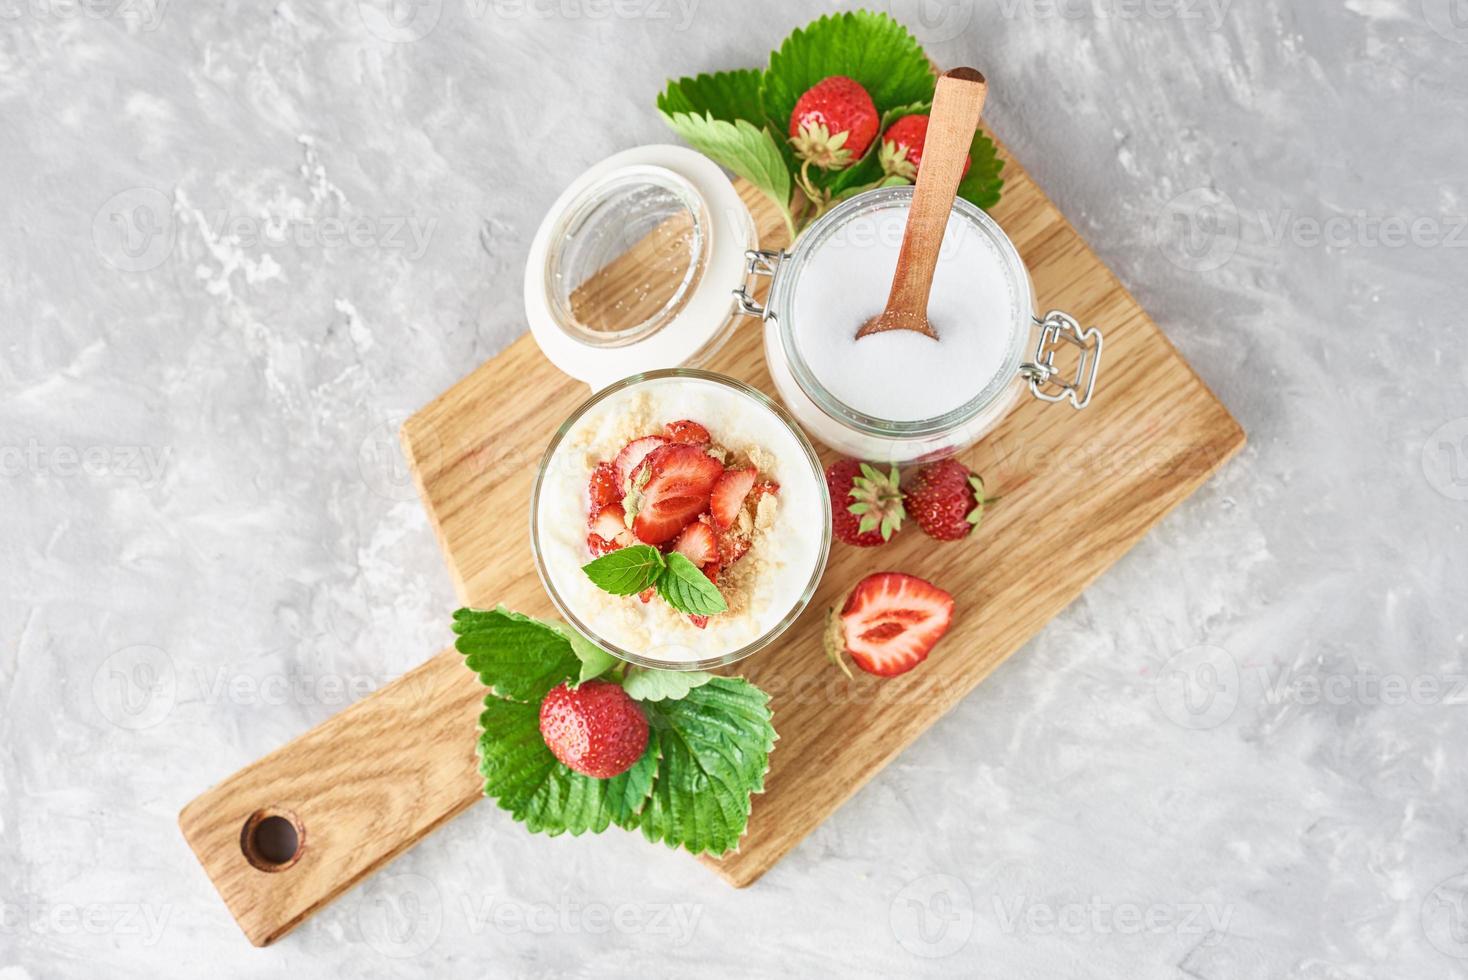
[604,730,661,828]
[475,697,660,835]
[548,622,618,685]
[656,68,765,124]
[453,607,581,703]
[763,12,935,147]
[655,553,728,616]
[582,544,666,596]
[622,668,715,702]
[956,128,1005,211]
[659,110,795,237]
[638,677,776,856]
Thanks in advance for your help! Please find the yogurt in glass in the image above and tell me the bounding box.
[531,370,830,670]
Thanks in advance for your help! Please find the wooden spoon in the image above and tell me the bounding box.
[857,67,988,341]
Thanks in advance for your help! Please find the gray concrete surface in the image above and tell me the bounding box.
[3,0,1468,976]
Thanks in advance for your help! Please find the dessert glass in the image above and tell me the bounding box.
[530,368,831,671]
[736,184,1105,464]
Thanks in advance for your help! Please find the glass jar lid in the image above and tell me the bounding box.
[525,146,753,390]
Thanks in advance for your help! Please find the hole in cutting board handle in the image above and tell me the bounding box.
[240,809,304,872]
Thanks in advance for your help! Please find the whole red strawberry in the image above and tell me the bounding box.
[789,76,879,170]
[904,458,989,542]
[879,115,972,181]
[825,459,904,547]
[538,680,649,779]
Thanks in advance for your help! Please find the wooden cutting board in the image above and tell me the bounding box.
[178,136,1245,946]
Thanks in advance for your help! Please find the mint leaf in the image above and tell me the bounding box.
[956,127,1005,211]
[657,69,764,124]
[763,12,935,144]
[476,698,660,835]
[622,668,714,702]
[582,544,665,596]
[659,110,794,237]
[453,607,581,702]
[655,553,728,616]
[638,678,776,856]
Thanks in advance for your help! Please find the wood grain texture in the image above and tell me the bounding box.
[178,135,1244,946]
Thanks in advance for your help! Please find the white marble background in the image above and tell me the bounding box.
[3,0,1468,976]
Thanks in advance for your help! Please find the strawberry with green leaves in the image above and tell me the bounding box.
[905,458,991,542]
[879,114,972,182]
[826,459,905,547]
[789,75,878,171]
[453,608,775,856]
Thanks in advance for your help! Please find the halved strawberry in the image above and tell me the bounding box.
[710,467,757,529]
[587,461,621,512]
[613,435,668,486]
[663,419,710,445]
[824,573,955,678]
[626,444,724,546]
[587,504,634,556]
[671,519,718,567]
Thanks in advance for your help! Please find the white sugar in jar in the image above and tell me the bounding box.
[738,185,1104,463]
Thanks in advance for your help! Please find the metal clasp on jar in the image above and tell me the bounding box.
[733,248,786,319]
[1021,310,1103,410]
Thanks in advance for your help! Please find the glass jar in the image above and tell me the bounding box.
[529,369,831,671]
[525,145,756,391]
[735,185,1104,464]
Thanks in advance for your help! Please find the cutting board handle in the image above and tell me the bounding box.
[178,646,484,946]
